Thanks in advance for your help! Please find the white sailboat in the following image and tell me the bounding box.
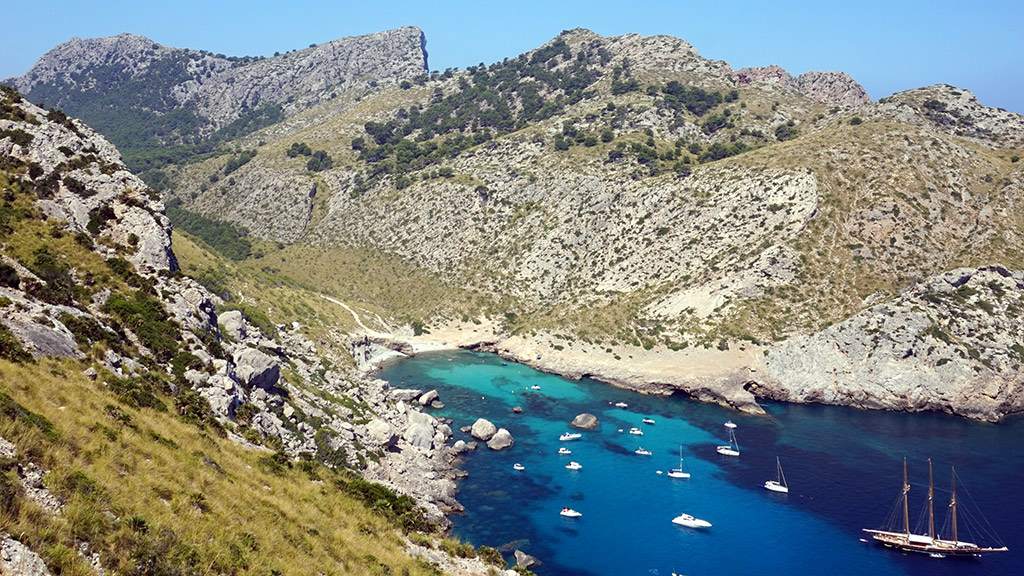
[667,445,691,479]
[763,456,788,493]
[716,423,740,456]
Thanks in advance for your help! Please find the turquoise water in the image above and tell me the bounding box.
[377,350,1021,576]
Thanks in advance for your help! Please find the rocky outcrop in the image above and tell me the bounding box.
[869,84,1024,148]
[759,266,1024,421]
[571,413,599,429]
[735,65,870,108]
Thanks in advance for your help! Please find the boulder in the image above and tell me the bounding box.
[366,418,397,448]
[233,347,280,390]
[418,389,439,406]
[470,418,497,441]
[571,413,599,429]
[486,428,515,450]
[218,310,246,341]
[405,422,435,449]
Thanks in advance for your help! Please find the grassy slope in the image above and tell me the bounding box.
[1,358,448,576]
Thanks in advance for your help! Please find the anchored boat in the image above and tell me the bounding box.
[862,458,1008,557]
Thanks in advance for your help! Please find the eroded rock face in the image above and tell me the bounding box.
[759,266,1024,421]
[735,65,870,108]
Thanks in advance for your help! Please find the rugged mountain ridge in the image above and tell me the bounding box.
[3,27,428,181]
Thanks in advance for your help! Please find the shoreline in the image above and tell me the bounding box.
[362,319,768,416]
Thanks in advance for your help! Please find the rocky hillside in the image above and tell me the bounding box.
[1,86,522,574]
[11,27,1024,425]
[156,29,1024,421]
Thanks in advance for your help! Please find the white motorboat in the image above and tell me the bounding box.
[530,385,541,390]
[724,420,737,428]
[560,507,582,518]
[642,417,655,424]
[672,513,711,528]
[559,432,582,441]
[763,456,789,493]
[513,463,525,471]
[558,447,572,455]
[635,447,652,456]
[629,427,643,436]
[614,402,628,408]
[565,461,582,470]
[667,445,691,479]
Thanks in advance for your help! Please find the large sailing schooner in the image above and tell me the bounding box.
[862,458,1008,558]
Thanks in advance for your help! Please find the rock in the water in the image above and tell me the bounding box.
[512,406,523,413]
[514,549,540,569]
[418,389,439,406]
[470,418,497,441]
[486,428,515,450]
[571,413,599,429]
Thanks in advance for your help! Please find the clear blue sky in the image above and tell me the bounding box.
[2,1,1022,113]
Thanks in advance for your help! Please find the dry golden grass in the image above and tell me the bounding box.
[0,357,447,575]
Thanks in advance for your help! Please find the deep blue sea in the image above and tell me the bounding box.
[377,350,1022,576]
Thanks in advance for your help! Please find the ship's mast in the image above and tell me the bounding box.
[951,466,959,544]
[928,459,935,541]
[902,458,911,538]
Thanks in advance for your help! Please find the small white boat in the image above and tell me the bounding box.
[724,420,737,429]
[530,385,541,390]
[716,424,740,457]
[565,461,583,470]
[558,447,572,455]
[668,445,691,479]
[560,432,582,441]
[635,447,652,456]
[629,427,644,436]
[513,463,525,471]
[642,417,655,424]
[560,507,582,518]
[614,402,628,408]
[672,513,711,528]
[763,456,789,493]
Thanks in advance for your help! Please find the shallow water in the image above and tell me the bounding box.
[377,349,1021,576]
